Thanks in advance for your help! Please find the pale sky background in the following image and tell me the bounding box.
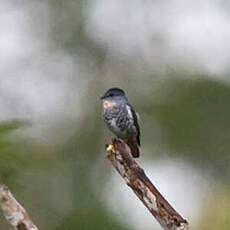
[1,0,230,123]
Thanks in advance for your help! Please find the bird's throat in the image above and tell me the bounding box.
[103,100,117,109]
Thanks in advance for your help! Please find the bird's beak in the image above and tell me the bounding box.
[100,95,105,100]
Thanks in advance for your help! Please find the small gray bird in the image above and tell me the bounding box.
[101,88,140,157]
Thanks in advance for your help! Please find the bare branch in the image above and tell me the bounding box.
[0,185,39,230]
[106,139,189,230]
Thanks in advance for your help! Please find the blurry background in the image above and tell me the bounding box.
[0,0,230,229]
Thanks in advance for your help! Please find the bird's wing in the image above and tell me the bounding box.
[136,112,140,121]
[127,104,141,146]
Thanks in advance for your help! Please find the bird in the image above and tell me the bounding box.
[101,87,140,158]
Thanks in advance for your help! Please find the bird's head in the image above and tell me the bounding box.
[101,88,126,100]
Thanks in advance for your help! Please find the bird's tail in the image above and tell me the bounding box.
[127,140,140,158]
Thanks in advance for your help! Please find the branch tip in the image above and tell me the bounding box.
[106,144,115,152]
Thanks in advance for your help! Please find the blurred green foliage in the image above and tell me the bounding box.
[149,76,230,179]
[199,185,230,230]
[0,118,129,230]
[0,120,32,182]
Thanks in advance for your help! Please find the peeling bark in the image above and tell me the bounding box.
[106,138,189,230]
[0,185,39,230]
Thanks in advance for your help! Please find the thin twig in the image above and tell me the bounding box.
[106,138,189,230]
[0,185,39,230]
